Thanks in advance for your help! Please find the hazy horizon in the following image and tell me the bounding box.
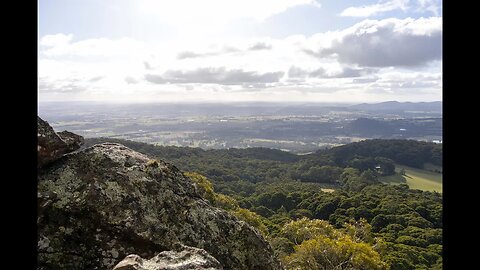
[38,100,442,106]
[39,1,442,103]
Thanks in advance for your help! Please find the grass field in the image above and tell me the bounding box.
[380,164,442,193]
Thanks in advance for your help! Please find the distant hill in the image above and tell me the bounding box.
[85,137,442,182]
[318,139,442,168]
[349,101,442,112]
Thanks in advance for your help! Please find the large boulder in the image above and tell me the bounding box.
[37,141,281,269]
[37,116,83,169]
[113,244,222,270]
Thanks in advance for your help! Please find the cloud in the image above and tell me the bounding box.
[352,76,380,84]
[417,0,441,16]
[333,67,375,78]
[304,17,442,67]
[248,42,272,51]
[145,67,284,85]
[38,59,115,95]
[41,37,144,57]
[340,0,441,17]
[340,0,409,17]
[89,76,104,82]
[177,51,207,59]
[40,33,74,47]
[144,61,153,70]
[125,77,139,84]
[176,50,231,60]
[38,77,88,93]
[38,17,441,102]
[223,46,241,53]
[176,41,271,60]
[371,72,441,89]
[176,46,242,59]
[287,66,309,78]
[288,66,376,78]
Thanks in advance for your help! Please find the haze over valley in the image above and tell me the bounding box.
[39,101,442,153]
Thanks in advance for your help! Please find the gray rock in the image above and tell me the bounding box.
[38,141,282,270]
[113,244,222,270]
[58,130,84,151]
[37,116,84,169]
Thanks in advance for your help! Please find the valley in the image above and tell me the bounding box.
[39,101,442,153]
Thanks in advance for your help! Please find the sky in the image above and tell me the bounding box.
[38,0,442,103]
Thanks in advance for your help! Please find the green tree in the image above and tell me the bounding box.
[280,217,338,245]
[184,172,215,203]
[233,208,269,236]
[284,234,389,270]
[343,218,374,243]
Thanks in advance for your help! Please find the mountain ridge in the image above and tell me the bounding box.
[349,101,442,112]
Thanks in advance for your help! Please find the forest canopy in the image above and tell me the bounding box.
[85,138,443,269]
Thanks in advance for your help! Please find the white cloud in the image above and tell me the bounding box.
[304,17,442,67]
[288,66,377,78]
[369,71,441,90]
[40,33,73,47]
[41,37,145,58]
[175,40,272,60]
[38,77,87,93]
[125,76,138,84]
[417,0,441,16]
[176,47,241,60]
[145,67,284,85]
[248,42,273,51]
[340,0,441,17]
[38,15,441,103]
[340,0,409,17]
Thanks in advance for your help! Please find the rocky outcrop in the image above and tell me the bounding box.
[57,130,84,151]
[113,245,222,270]
[37,117,84,168]
[37,118,281,270]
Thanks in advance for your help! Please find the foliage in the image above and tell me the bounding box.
[146,159,159,167]
[214,193,239,211]
[280,218,338,245]
[284,235,389,270]
[323,139,442,168]
[185,172,267,236]
[232,208,269,236]
[343,218,374,244]
[84,138,442,269]
[184,172,215,203]
[86,138,442,186]
[281,218,389,270]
